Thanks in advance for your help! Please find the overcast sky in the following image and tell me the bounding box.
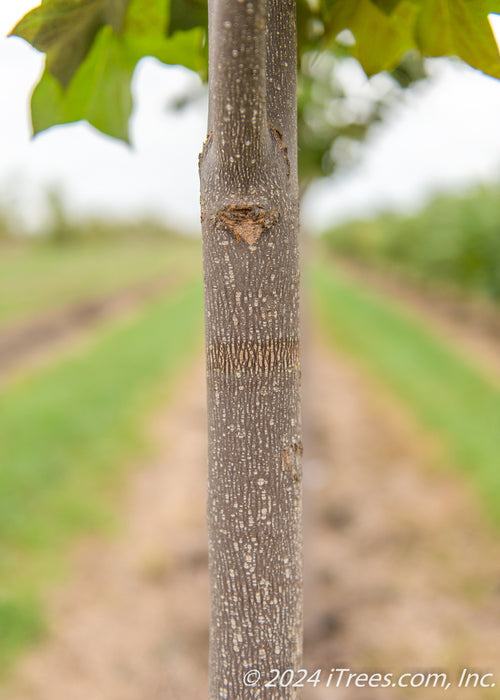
[1,4,500,234]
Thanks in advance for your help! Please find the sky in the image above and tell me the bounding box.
[1,3,500,234]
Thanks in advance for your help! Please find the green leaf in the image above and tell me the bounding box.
[30,71,66,134]
[32,25,135,141]
[322,0,417,75]
[416,0,500,78]
[321,0,500,78]
[372,0,403,14]
[16,0,208,141]
[121,0,168,39]
[11,0,130,88]
[168,0,207,35]
[123,0,206,72]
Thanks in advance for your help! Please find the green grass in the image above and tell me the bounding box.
[0,278,203,674]
[311,261,500,525]
[0,237,200,328]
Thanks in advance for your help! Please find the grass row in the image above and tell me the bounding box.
[0,278,203,675]
[311,261,500,525]
[0,237,200,328]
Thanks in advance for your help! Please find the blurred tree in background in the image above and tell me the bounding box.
[324,183,500,301]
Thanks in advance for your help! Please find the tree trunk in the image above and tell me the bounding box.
[199,0,302,697]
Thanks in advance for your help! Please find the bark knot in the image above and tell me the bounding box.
[282,441,303,483]
[216,204,280,246]
[269,121,290,179]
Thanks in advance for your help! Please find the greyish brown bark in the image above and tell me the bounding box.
[199,0,302,697]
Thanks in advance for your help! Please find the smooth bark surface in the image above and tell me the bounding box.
[200,0,302,697]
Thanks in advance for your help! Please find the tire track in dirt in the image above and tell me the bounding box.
[336,257,500,384]
[302,344,500,699]
[1,361,210,700]
[3,344,500,699]
[0,275,184,385]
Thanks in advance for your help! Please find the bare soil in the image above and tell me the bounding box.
[3,340,500,699]
[336,258,500,384]
[302,345,500,699]
[0,275,179,385]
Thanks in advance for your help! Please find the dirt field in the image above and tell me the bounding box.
[0,275,180,385]
[3,335,500,699]
[336,258,500,385]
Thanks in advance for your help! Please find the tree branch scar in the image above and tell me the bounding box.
[268,121,290,179]
[216,204,280,246]
[282,441,303,483]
